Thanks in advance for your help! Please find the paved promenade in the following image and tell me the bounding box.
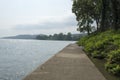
[23,44,107,80]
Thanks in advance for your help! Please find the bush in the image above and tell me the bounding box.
[105,63,120,76]
[107,50,120,64]
[77,30,120,76]
[77,36,89,46]
[92,51,106,59]
[105,49,120,76]
[84,41,94,52]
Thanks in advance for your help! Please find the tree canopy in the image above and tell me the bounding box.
[36,33,85,41]
[72,0,120,34]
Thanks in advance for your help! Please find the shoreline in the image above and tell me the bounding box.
[23,44,106,80]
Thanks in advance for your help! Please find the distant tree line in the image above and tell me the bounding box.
[72,0,120,35]
[36,32,85,41]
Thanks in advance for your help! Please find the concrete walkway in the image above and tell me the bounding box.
[23,44,107,80]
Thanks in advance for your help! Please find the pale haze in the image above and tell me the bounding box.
[0,0,78,37]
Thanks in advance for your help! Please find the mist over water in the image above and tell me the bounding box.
[0,39,74,80]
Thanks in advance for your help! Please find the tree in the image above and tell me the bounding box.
[111,0,120,30]
[66,32,72,40]
[72,0,100,34]
[72,0,120,33]
[36,35,48,40]
[57,33,65,40]
[99,0,120,31]
[52,34,58,40]
[92,0,102,30]
[100,0,107,31]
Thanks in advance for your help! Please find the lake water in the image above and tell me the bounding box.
[0,39,74,80]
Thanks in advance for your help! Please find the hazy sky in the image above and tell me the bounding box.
[0,0,78,37]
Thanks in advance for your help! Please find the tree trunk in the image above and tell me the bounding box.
[96,19,99,30]
[111,0,119,30]
[87,27,90,35]
[100,0,107,32]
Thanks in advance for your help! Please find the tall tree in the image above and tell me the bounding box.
[72,0,95,35]
[111,0,120,30]
[100,0,108,31]
[91,0,102,30]
[66,32,72,40]
[72,0,120,33]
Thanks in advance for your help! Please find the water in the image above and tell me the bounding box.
[0,39,74,80]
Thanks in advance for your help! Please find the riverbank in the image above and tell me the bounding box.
[23,44,106,80]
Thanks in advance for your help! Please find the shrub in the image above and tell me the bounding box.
[105,63,120,76]
[77,30,120,76]
[113,40,120,47]
[107,50,120,64]
[77,35,91,46]
[105,47,120,76]
[92,50,106,59]
[84,41,94,52]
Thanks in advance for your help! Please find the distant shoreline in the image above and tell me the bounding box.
[0,38,77,42]
[2,33,86,41]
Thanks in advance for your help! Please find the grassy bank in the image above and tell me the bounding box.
[77,30,120,79]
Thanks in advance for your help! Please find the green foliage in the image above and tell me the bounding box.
[105,63,120,76]
[108,50,120,64]
[105,50,120,76]
[36,32,85,41]
[77,36,89,46]
[72,0,97,34]
[92,51,106,59]
[72,0,120,76]
[72,0,120,33]
[77,30,120,75]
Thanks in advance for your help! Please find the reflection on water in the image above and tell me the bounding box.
[0,39,74,80]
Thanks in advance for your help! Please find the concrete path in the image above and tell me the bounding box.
[23,44,107,80]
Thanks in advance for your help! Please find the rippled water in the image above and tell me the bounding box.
[0,39,74,80]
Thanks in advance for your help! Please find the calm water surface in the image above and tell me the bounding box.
[0,39,74,80]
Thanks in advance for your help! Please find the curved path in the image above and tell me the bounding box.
[23,44,106,80]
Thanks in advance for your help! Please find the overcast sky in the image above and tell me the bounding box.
[0,0,78,37]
